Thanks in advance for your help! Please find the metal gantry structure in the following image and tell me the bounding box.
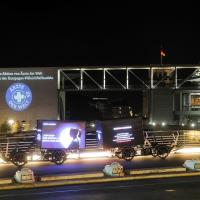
[58,65,200,91]
[57,65,200,124]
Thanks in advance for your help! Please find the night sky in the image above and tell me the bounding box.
[0,3,200,67]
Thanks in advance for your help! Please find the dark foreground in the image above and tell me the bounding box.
[0,176,200,200]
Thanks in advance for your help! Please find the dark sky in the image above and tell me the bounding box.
[0,3,200,67]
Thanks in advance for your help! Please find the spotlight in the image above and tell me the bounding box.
[191,123,196,128]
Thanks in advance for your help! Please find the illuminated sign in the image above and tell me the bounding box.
[41,121,85,149]
[113,126,132,130]
[5,82,32,112]
[112,125,134,144]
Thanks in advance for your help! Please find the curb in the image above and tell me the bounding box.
[128,166,185,175]
[31,167,186,182]
[41,171,104,181]
[1,167,200,190]
[0,179,12,185]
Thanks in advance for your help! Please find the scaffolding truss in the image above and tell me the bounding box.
[58,66,200,91]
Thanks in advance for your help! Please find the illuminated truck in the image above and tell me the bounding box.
[36,120,86,165]
[0,118,179,166]
[0,120,86,166]
[101,118,174,161]
[89,117,179,161]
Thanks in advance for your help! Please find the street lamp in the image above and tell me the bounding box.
[7,119,15,126]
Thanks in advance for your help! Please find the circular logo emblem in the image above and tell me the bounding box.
[5,83,32,111]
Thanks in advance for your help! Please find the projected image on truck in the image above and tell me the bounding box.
[112,125,134,144]
[41,121,85,149]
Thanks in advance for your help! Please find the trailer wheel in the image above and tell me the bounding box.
[115,150,122,159]
[156,145,170,159]
[10,151,27,167]
[151,147,157,157]
[122,148,135,161]
[52,150,66,165]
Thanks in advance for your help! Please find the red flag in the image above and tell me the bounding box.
[160,49,166,57]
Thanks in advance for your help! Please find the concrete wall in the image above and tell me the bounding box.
[150,89,174,124]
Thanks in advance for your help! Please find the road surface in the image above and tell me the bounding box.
[0,176,200,199]
[1,152,200,179]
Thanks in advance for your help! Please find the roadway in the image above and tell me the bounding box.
[0,176,200,200]
[0,152,199,179]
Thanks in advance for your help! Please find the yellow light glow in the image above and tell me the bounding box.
[67,153,80,159]
[32,154,41,161]
[7,119,15,126]
[27,156,32,161]
[67,151,112,159]
[80,151,112,158]
[0,157,6,163]
[176,147,200,154]
[27,154,41,161]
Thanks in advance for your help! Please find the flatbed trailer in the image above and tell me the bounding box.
[0,132,37,166]
[0,131,78,166]
[96,118,181,161]
[109,130,180,161]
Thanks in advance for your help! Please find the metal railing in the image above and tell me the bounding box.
[0,133,36,159]
[143,130,200,148]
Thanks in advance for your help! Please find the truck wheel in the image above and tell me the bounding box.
[52,150,66,165]
[10,152,27,167]
[156,145,170,159]
[122,148,135,161]
[115,150,122,159]
[151,147,157,157]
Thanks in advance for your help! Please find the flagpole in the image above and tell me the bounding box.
[160,43,163,65]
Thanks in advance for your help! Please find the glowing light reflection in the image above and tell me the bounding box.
[59,128,73,148]
[67,151,112,159]
[80,151,112,158]
[113,126,132,130]
[0,157,6,163]
[176,147,200,154]
[32,154,41,161]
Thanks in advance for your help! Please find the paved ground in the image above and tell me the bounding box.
[0,176,200,200]
[1,152,200,179]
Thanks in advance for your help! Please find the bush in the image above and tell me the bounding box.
[0,121,11,134]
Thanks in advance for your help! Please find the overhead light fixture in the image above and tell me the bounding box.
[191,123,196,127]
[161,122,166,126]
[152,122,156,126]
